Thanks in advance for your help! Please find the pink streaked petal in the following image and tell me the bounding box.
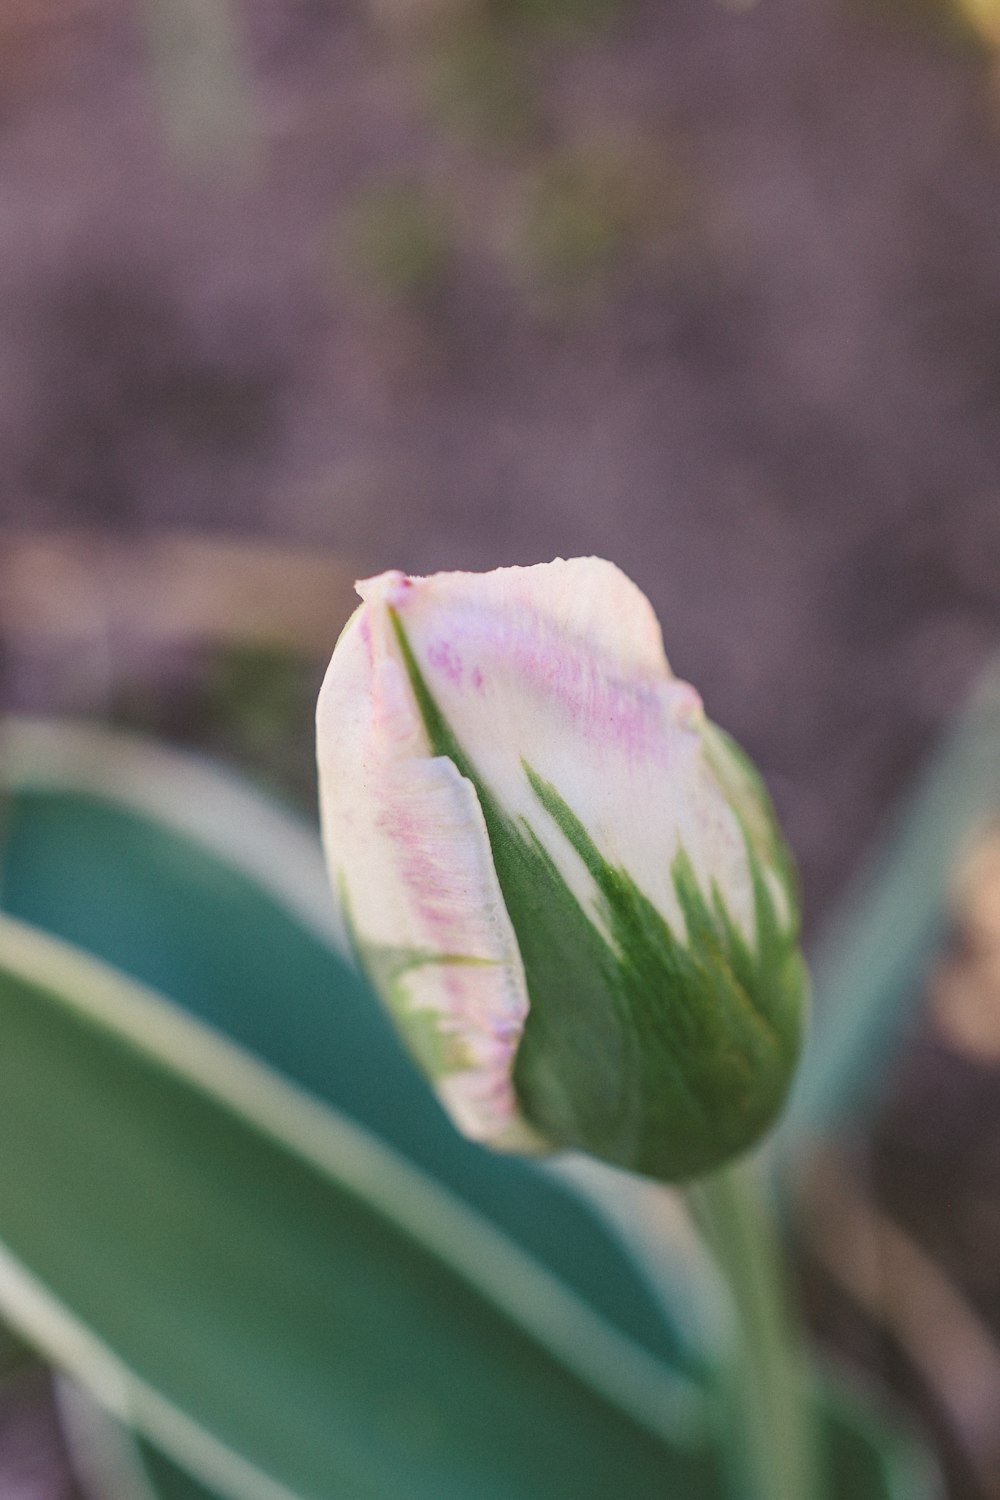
[361,560,757,947]
[316,601,533,1146]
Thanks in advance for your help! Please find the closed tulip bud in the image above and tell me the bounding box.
[316,559,806,1182]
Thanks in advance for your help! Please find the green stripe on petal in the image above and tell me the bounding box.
[702,721,799,926]
[525,770,804,1179]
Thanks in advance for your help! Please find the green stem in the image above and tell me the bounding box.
[685,1159,820,1500]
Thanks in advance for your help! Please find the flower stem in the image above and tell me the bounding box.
[685,1159,820,1500]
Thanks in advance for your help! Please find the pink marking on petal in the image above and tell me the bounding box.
[427,640,464,686]
[503,632,664,757]
[430,606,705,762]
[375,802,480,959]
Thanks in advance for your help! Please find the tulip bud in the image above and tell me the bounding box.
[316,559,805,1182]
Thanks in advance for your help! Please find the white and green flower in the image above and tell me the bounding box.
[316,558,805,1181]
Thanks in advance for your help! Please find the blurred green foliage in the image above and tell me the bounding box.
[424,26,540,145]
[338,182,453,306]
[198,643,322,802]
[111,643,322,811]
[510,146,638,307]
[491,0,626,36]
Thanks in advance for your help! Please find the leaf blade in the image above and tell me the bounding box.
[0,913,710,1500]
[0,717,700,1372]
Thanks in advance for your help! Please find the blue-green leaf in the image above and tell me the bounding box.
[783,662,1000,1148]
[0,913,708,1500]
[0,717,694,1373]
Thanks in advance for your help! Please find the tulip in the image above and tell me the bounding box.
[316,559,806,1182]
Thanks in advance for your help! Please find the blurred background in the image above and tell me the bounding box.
[1,0,1000,1493]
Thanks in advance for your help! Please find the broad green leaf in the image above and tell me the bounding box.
[58,1367,939,1500]
[0,717,697,1373]
[783,661,1000,1148]
[2,723,939,1500]
[140,1447,218,1500]
[0,914,708,1500]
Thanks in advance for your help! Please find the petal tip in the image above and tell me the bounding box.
[355,570,421,611]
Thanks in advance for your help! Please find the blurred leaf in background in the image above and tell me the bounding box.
[782,664,1000,1152]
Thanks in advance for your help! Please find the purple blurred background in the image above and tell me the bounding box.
[1,0,999,925]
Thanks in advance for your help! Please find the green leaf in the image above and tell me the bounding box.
[0,718,698,1375]
[0,913,709,1500]
[138,1443,221,1500]
[59,1369,939,1500]
[57,1366,940,1500]
[0,720,943,1500]
[783,661,1000,1148]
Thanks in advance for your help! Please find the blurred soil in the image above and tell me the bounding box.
[1,0,1000,1494]
[0,0,999,923]
[0,1368,77,1500]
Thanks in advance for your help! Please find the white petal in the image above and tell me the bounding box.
[316,603,535,1147]
[359,560,756,947]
